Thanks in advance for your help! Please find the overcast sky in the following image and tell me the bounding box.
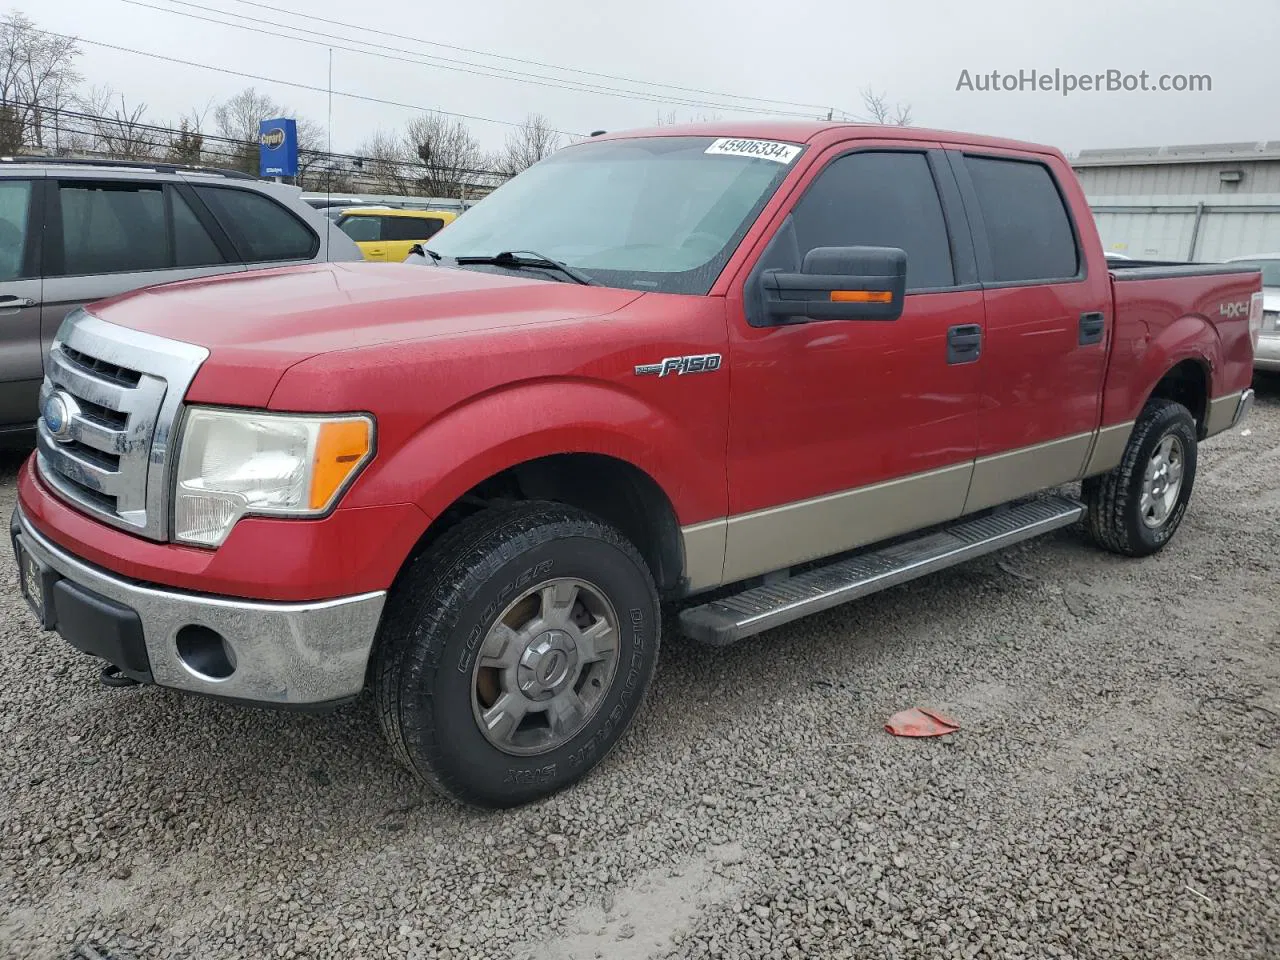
[30,0,1280,156]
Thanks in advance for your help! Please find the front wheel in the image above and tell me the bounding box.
[1083,398,1198,557]
[372,502,660,808]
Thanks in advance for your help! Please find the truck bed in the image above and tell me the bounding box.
[1102,262,1261,428]
[1109,261,1264,281]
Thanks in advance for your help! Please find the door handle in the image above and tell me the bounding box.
[0,295,34,307]
[947,323,982,365]
[1079,311,1105,346]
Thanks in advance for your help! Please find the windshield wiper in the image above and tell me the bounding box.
[453,250,596,285]
[409,244,441,261]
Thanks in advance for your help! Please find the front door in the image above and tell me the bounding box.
[722,144,986,584]
[0,177,44,431]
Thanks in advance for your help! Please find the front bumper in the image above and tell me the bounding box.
[11,506,386,707]
[1256,334,1280,372]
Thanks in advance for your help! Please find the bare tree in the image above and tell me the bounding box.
[0,11,82,150]
[496,113,561,176]
[357,128,411,194]
[358,113,483,198]
[214,86,323,174]
[76,85,160,159]
[300,157,355,194]
[860,88,912,126]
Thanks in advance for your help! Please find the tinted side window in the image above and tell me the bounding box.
[791,151,954,291]
[58,182,167,275]
[963,156,1078,283]
[193,187,317,262]
[338,215,382,242]
[0,179,32,281]
[172,190,227,267]
[383,216,446,242]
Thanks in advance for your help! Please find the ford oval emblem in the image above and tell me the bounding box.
[42,391,80,443]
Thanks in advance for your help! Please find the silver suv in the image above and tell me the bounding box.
[0,157,362,440]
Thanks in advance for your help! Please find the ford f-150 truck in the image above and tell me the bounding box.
[10,123,1263,808]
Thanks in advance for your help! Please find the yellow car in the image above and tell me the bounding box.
[335,207,459,262]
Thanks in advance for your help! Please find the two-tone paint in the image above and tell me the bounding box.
[16,121,1260,610]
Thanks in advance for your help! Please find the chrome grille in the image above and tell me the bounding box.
[36,310,209,540]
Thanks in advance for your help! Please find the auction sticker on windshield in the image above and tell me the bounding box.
[704,138,803,164]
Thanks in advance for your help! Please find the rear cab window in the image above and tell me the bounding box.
[960,155,1080,283]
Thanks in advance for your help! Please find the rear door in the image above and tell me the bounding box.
[0,175,44,430]
[722,143,986,583]
[945,149,1112,512]
[38,176,246,360]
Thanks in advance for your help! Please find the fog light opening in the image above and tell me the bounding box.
[175,625,237,681]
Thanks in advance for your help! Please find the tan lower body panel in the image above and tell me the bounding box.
[718,463,973,585]
[962,432,1093,515]
[1204,391,1244,437]
[680,519,728,593]
[1081,421,1135,477]
[680,424,1140,592]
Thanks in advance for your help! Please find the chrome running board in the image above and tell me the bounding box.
[678,495,1083,646]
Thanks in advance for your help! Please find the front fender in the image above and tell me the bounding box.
[344,378,728,528]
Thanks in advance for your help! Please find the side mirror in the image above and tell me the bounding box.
[762,245,907,323]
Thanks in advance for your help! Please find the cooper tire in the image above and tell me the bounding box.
[372,502,660,808]
[1083,398,1198,557]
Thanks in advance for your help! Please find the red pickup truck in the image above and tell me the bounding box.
[11,122,1263,808]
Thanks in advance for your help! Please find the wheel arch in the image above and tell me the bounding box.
[348,379,726,599]
[388,448,688,599]
[1146,355,1210,437]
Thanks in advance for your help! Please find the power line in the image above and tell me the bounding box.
[118,0,834,120]
[221,0,842,114]
[30,24,586,135]
[26,105,509,179]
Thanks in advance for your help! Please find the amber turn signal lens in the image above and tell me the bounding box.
[309,419,373,510]
[830,290,893,303]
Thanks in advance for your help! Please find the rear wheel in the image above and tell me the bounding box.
[372,502,660,808]
[1083,398,1198,557]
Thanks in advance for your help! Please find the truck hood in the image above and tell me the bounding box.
[88,262,642,405]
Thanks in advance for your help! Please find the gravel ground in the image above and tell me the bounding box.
[2,382,1278,960]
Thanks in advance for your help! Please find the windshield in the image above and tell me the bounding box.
[429,135,803,294]
[1232,259,1280,288]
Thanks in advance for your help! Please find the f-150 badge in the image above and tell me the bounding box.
[634,354,723,377]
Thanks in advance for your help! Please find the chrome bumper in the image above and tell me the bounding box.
[1205,388,1256,437]
[12,507,385,706]
[1231,388,1255,429]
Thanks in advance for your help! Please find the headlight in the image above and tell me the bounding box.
[174,408,374,547]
